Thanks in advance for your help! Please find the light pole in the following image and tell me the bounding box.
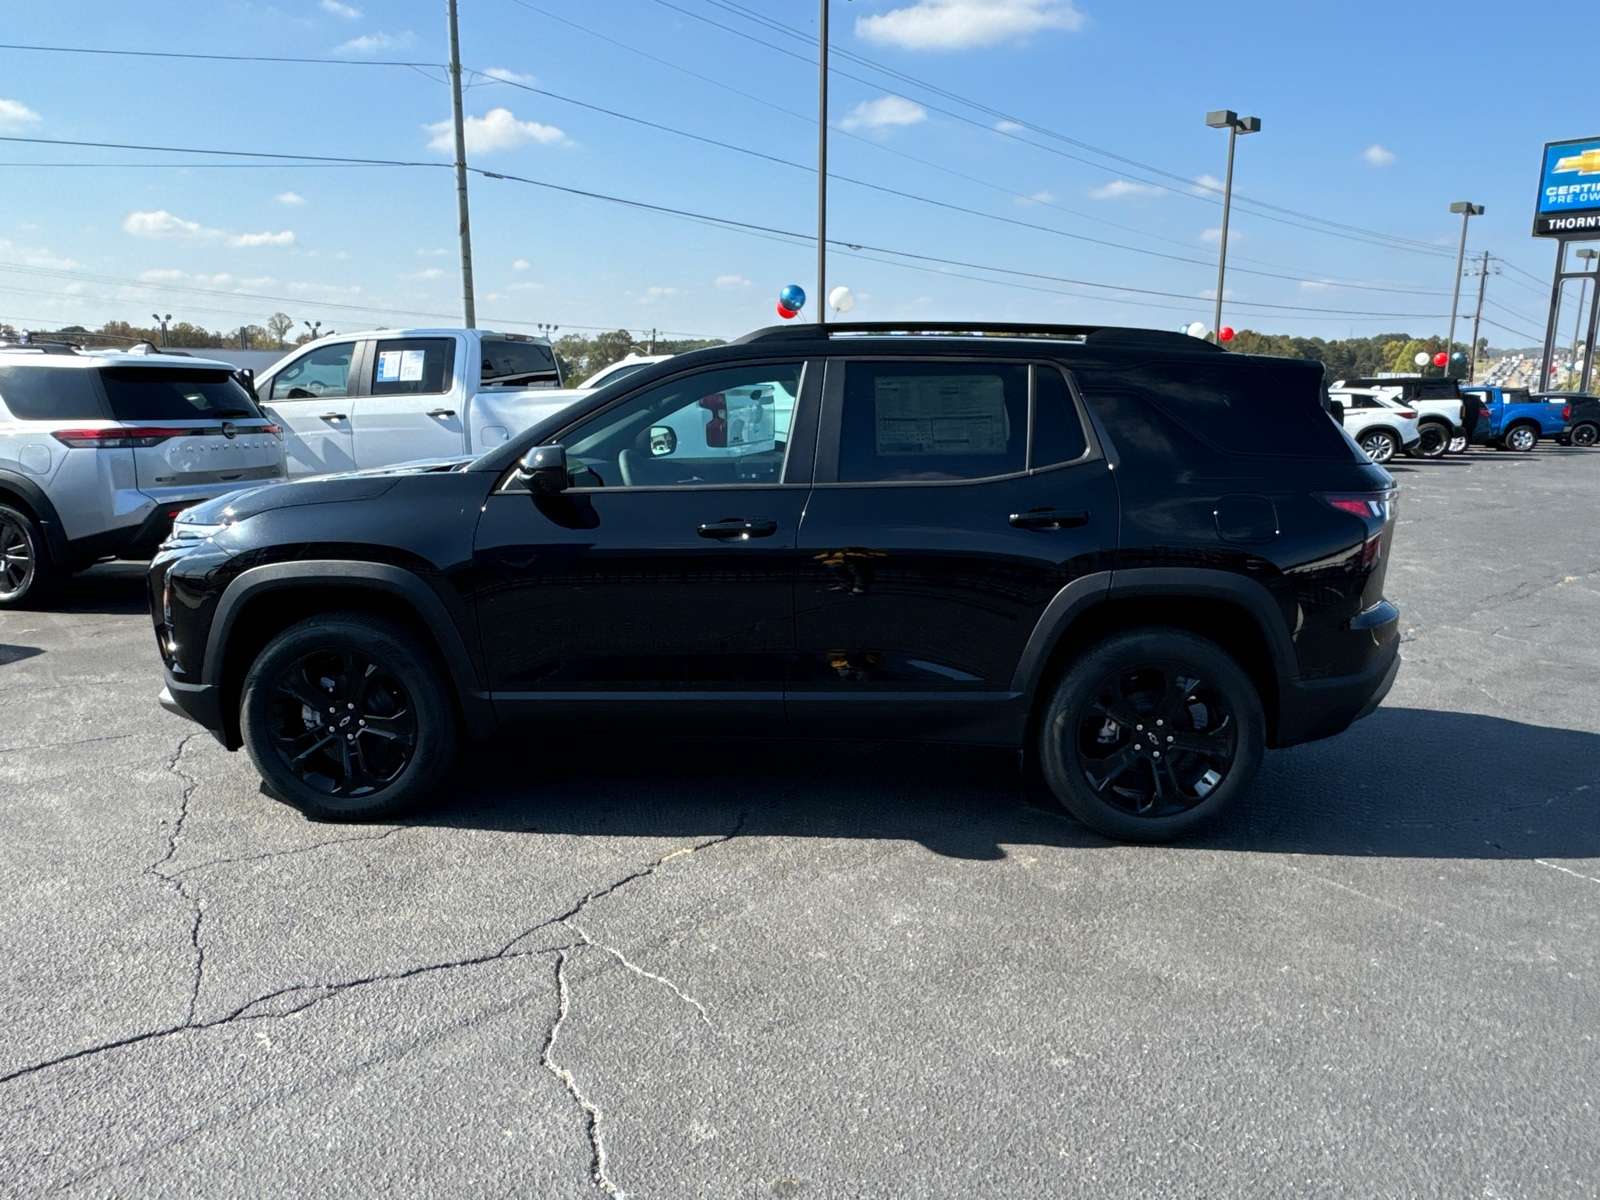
[1445,202,1484,376]
[1204,111,1260,345]
[304,320,322,341]
[152,313,170,347]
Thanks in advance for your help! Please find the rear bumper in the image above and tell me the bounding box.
[1273,605,1401,748]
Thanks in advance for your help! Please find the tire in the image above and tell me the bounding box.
[1503,422,1539,452]
[1572,422,1599,448]
[1358,428,1399,463]
[0,503,62,609]
[240,612,460,821]
[1409,422,1449,459]
[1037,627,1266,842]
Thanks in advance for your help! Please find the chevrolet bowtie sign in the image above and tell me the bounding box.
[1535,136,1600,237]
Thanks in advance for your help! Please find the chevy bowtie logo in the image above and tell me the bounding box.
[1554,148,1600,176]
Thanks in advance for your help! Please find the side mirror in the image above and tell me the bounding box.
[648,425,677,457]
[516,443,568,494]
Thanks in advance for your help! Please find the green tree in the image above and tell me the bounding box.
[265,312,294,349]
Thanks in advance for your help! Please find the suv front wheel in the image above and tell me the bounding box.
[1038,628,1265,842]
[241,612,460,821]
[0,503,61,609]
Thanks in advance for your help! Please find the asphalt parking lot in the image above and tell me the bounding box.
[1,445,1597,1198]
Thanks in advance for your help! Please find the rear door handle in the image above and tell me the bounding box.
[1009,507,1089,530]
[319,412,348,421]
[698,517,779,540]
[427,408,457,418]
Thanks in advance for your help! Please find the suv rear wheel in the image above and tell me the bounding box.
[1038,628,1265,842]
[240,612,459,821]
[0,504,61,609]
[1409,422,1449,459]
[1571,422,1598,448]
[1358,429,1399,463]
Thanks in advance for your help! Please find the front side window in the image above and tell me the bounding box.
[561,362,802,488]
[838,360,1027,482]
[371,337,455,396]
[271,342,353,401]
[99,368,261,421]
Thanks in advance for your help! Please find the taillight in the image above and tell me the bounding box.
[1563,406,1572,421]
[52,427,188,448]
[262,423,283,435]
[1479,404,1491,416]
[1396,410,1416,419]
[699,393,727,448]
[1318,491,1396,522]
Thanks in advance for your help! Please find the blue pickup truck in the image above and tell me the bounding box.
[1460,386,1566,452]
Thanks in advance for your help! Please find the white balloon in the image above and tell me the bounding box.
[828,286,855,313]
[1413,351,1430,366]
[1185,322,1207,339]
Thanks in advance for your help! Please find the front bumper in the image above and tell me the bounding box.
[159,670,232,747]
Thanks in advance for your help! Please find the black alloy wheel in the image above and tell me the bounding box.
[1039,628,1264,842]
[1503,422,1539,452]
[1572,422,1599,448]
[241,612,458,820]
[1411,423,1449,459]
[0,504,58,609]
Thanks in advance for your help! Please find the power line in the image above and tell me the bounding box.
[0,41,443,69]
[0,134,449,169]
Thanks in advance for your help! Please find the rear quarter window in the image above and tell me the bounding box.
[1110,357,1352,459]
[0,365,106,420]
[98,368,262,421]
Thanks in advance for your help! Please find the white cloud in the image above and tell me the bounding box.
[275,191,306,205]
[483,67,534,84]
[1089,179,1160,200]
[416,247,448,256]
[335,31,414,55]
[289,281,362,296]
[424,107,567,153]
[994,119,1024,133]
[507,281,545,291]
[1199,227,1246,245]
[635,286,685,304]
[138,268,187,282]
[856,0,1084,51]
[512,259,531,270]
[0,99,41,131]
[715,274,752,289]
[1298,279,1336,291]
[229,230,295,247]
[1014,190,1054,206]
[402,268,446,279]
[1192,173,1224,195]
[839,96,928,132]
[1362,143,1396,167]
[123,210,213,238]
[320,0,362,17]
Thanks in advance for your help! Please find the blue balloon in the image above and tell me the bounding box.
[779,284,806,310]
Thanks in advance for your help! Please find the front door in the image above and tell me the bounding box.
[473,357,819,736]
[352,335,467,468]
[261,339,359,477]
[789,356,1118,743]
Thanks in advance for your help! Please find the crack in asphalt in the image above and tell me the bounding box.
[146,733,206,1026]
[0,731,148,756]
[543,949,622,1198]
[170,825,407,879]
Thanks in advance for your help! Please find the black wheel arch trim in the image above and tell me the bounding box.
[201,560,496,739]
[0,469,71,568]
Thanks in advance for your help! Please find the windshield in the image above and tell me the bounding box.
[481,337,560,386]
[98,367,263,421]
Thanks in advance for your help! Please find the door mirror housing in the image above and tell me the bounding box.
[648,425,677,457]
[517,443,568,493]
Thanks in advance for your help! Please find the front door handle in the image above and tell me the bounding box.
[698,517,779,540]
[427,408,457,418]
[1010,507,1089,530]
[319,412,348,421]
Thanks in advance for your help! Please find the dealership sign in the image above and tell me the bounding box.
[1534,136,1600,236]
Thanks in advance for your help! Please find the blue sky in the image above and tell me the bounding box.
[0,0,1587,344]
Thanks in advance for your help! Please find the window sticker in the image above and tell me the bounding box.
[873,375,1008,456]
[400,349,427,382]
[376,350,403,382]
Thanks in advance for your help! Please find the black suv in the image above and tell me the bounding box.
[150,322,1400,841]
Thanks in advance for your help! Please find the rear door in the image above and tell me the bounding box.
[261,340,359,476]
[789,356,1117,743]
[351,335,466,468]
[97,366,284,498]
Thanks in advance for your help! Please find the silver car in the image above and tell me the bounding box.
[0,340,286,607]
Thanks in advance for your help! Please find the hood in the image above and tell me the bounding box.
[177,456,476,527]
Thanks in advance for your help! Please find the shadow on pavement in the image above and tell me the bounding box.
[52,563,150,616]
[388,706,1600,862]
[0,644,45,666]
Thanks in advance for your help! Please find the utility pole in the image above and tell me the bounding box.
[1204,111,1260,344]
[1445,202,1483,371]
[1468,250,1492,383]
[446,0,477,328]
[816,0,829,325]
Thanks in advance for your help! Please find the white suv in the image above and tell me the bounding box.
[0,340,286,607]
[1327,390,1421,464]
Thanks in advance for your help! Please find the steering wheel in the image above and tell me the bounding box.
[618,449,636,487]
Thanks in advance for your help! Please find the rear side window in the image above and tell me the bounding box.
[1031,366,1088,467]
[481,337,559,385]
[0,365,104,420]
[838,360,1028,482]
[99,368,261,421]
[371,337,456,396]
[1119,358,1350,458]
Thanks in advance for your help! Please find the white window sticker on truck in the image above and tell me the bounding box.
[400,350,426,382]
[376,350,403,382]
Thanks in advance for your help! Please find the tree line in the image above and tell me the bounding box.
[1222,330,1496,380]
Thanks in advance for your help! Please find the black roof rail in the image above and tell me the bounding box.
[0,335,83,354]
[731,320,1222,351]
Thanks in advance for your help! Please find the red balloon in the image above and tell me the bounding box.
[777,302,798,320]
[1432,351,1448,367]
[1218,326,1234,342]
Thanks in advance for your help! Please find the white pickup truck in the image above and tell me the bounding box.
[255,328,591,478]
